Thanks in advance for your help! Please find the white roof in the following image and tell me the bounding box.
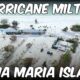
[56,41,72,47]
[59,41,71,46]
[5,28,17,32]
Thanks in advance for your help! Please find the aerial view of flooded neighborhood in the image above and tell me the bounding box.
[0,15,80,75]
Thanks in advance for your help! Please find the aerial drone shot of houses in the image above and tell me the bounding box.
[0,16,80,75]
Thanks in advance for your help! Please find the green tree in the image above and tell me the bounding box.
[0,19,10,29]
[52,51,72,76]
[55,51,71,68]
[71,24,80,31]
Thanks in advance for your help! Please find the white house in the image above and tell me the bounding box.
[56,41,72,52]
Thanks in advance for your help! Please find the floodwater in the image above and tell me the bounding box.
[0,15,80,31]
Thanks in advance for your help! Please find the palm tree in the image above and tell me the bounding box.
[35,19,38,24]
[12,21,18,30]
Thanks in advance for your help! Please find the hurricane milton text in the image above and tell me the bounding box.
[0,3,80,14]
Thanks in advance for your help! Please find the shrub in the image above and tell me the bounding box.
[66,39,76,43]
[0,24,10,29]
[10,35,17,42]
[61,53,71,66]
[4,45,14,52]
[71,24,80,31]
[52,51,71,76]
[66,38,78,53]
[52,60,58,67]
[71,41,78,53]
[62,27,68,32]
[57,52,71,67]
[40,48,44,52]
[42,61,47,67]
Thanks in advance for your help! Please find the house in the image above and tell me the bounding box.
[55,41,72,52]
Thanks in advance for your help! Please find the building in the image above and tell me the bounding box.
[0,28,46,35]
[22,29,46,35]
[55,41,72,52]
